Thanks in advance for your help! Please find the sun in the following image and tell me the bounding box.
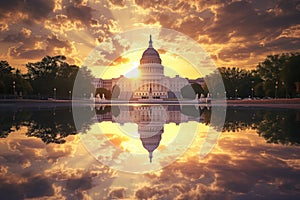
[124,61,140,78]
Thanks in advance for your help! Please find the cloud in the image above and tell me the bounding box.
[92,36,130,66]
[0,0,299,71]
[109,56,130,66]
[205,0,300,43]
[109,0,125,7]
[4,32,77,61]
[157,49,166,54]
[134,0,170,10]
[0,0,55,23]
[66,4,93,25]
[139,0,300,68]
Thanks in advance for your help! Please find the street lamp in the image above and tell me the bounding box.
[282,81,287,98]
[235,89,238,99]
[53,88,56,100]
[251,80,254,99]
[13,81,16,97]
[68,90,72,100]
[275,81,278,99]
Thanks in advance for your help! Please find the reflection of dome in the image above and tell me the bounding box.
[140,128,163,163]
[140,35,162,64]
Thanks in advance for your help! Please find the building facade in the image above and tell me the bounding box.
[93,35,204,100]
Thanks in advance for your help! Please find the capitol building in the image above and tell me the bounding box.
[93,35,204,100]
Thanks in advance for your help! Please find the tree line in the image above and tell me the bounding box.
[1,52,299,99]
[205,52,300,99]
[0,55,94,99]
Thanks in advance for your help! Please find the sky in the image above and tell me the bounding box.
[0,0,299,78]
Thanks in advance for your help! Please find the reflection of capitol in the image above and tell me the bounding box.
[94,105,208,162]
[93,35,204,100]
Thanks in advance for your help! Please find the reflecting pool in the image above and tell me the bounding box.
[0,104,300,199]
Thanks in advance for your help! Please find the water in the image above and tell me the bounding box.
[0,104,299,199]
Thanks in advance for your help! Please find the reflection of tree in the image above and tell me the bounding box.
[201,108,211,125]
[180,105,201,117]
[256,110,300,145]
[95,106,111,115]
[223,108,263,132]
[0,109,31,137]
[0,107,94,144]
[223,108,300,146]
[1,105,299,147]
[23,108,77,144]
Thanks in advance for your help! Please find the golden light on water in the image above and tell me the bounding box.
[85,120,212,163]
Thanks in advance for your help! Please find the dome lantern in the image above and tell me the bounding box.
[140,35,162,64]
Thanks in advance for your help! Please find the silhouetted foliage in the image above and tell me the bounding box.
[180,105,201,117]
[180,85,196,99]
[218,67,259,99]
[202,52,300,99]
[111,85,121,99]
[1,105,299,146]
[25,55,94,99]
[256,53,300,98]
[256,110,300,145]
[0,60,32,95]
[95,106,111,115]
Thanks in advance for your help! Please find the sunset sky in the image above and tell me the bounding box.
[0,0,299,78]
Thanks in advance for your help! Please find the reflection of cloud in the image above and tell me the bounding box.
[0,176,54,199]
[1,117,300,198]
[108,187,126,199]
[46,143,75,162]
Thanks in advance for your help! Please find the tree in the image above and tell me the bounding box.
[26,55,94,99]
[111,85,121,99]
[26,55,66,97]
[180,85,196,99]
[0,60,14,76]
[73,66,95,98]
[280,54,300,97]
[0,60,33,95]
[218,67,257,99]
[0,61,14,94]
[191,83,204,96]
[256,53,300,98]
